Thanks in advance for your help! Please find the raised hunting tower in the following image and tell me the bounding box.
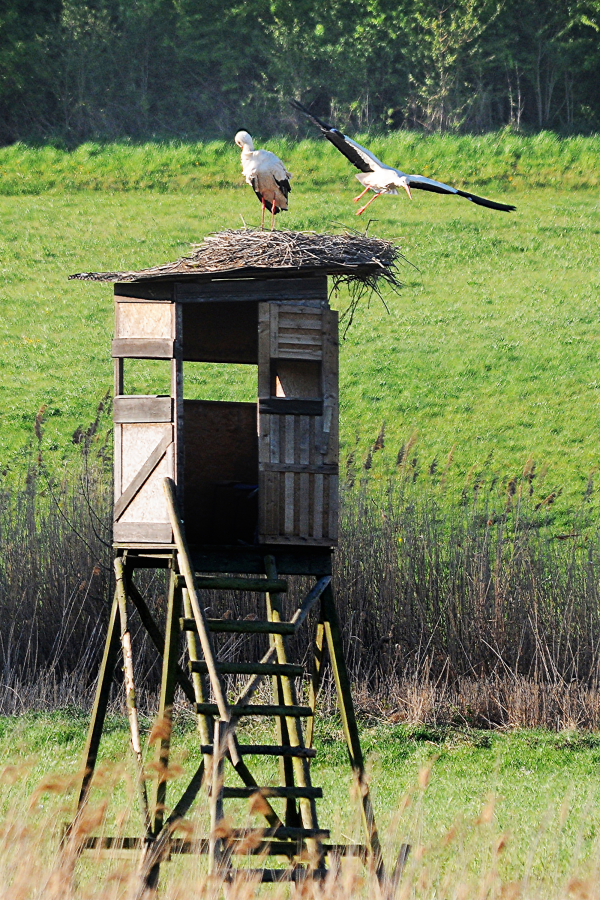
[111,270,338,549]
[69,231,403,891]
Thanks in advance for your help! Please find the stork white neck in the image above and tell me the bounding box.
[235,130,254,153]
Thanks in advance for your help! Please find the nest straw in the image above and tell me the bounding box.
[70,228,407,329]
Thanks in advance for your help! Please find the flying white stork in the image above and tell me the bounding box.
[290,100,516,216]
[235,130,292,229]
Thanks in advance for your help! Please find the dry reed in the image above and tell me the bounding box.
[3,415,600,728]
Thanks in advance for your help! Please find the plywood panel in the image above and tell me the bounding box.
[115,424,174,529]
[116,302,173,339]
[119,449,173,524]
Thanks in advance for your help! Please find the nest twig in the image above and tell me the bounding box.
[70,228,402,281]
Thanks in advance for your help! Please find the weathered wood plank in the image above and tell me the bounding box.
[196,704,313,719]
[115,283,174,301]
[190,661,303,677]
[174,575,287,591]
[113,522,172,543]
[188,546,333,575]
[277,347,322,361]
[201,744,317,758]
[111,338,174,359]
[113,396,172,423]
[221,786,321,798]
[181,617,295,635]
[259,399,323,416]
[257,303,271,399]
[284,472,294,535]
[328,474,339,541]
[299,472,310,538]
[269,415,280,464]
[313,474,324,540]
[176,276,327,304]
[322,309,339,466]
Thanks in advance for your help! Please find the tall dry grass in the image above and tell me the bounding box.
[3,756,600,900]
[3,416,600,727]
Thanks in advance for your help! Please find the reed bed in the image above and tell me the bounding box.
[2,414,600,727]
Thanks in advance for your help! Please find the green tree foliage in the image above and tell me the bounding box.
[0,0,599,143]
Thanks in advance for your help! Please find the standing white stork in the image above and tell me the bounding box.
[290,100,516,216]
[235,131,292,229]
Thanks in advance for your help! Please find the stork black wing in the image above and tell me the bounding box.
[289,99,373,174]
[455,189,516,212]
[406,174,516,212]
[275,176,291,198]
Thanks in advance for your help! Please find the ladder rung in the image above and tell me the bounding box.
[200,744,317,758]
[231,868,326,883]
[231,826,330,840]
[181,618,295,635]
[175,575,288,592]
[222,786,323,799]
[195,704,313,718]
[190,660,304,677]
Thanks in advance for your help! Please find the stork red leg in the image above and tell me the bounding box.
[353,186,371,202]
[261,197,266,229]
[270,199,277,230]
[356,192,382,215]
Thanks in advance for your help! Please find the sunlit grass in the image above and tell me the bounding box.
[0,132,599,194]
[4,715,600,896]
[1,178,599,528]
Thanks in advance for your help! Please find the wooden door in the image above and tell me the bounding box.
[258,301,338,546]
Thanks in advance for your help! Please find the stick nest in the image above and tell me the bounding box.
[70,228,407,330]
[70,228,403,286]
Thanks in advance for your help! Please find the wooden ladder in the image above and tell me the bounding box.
[73,476,384,892]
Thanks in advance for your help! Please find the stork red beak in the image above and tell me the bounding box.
[401,180,412,200]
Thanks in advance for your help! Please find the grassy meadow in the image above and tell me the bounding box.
[3,133,600,895]
[1,133,600,528]
[3,714,600,896]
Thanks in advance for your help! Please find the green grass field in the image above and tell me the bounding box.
[3,714,600,893]
[1,134,599,526]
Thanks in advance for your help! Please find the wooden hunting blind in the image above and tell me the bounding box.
[111,273,338,549]
[68,231,404,890]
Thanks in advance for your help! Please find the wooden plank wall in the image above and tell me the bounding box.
[258,302,339,546]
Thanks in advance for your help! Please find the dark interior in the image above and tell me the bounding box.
[182,301,258,363]
[183,399,258,545]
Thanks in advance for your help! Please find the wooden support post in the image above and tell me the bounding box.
[152,569,182,835]
[140,570,182,896]
[77,587,121,810]
[320,582,384,878]
[126,576,196,703]
[306,618,326,749]
[209,720,227,876]
[115,559,151,834]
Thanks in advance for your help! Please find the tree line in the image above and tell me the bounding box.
[1,0,599,145]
